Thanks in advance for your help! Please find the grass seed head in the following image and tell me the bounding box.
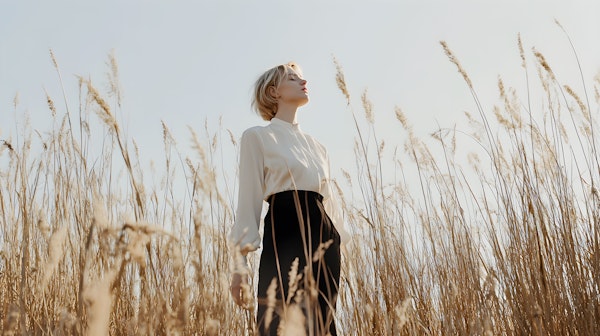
[265,278,278,330]
[440,40,473,89]
[533,48,556,81]
[333,57,350,105]
[278,304,306,336]
[205,318,220,336]
[84,270,117,336]
[40,226,68,290]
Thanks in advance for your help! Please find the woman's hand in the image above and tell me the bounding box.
[230,272,250,308]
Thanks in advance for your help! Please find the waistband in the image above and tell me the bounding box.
[266,190,323,205]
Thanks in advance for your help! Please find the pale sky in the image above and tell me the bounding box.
[2,1,599,204]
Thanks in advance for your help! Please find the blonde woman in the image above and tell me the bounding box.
[229,62,347,335]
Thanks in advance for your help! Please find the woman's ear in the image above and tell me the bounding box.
[268,86,278,99]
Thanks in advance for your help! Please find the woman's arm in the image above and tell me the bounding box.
[229,128,265,255]
[229,128,265,308]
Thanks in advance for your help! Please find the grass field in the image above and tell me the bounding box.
[1,33,600,335]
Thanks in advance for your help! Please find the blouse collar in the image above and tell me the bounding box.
[270,117,301,131]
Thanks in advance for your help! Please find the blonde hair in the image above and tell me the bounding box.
[252,62,303,121]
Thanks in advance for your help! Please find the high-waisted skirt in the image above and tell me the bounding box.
[257,190,341,336]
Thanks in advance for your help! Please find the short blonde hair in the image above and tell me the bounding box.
[252,62,303,121]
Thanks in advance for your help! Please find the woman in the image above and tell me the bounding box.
[229,62,347,335]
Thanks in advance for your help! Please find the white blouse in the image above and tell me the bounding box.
[229,117,348,254]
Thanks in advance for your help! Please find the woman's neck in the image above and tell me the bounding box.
[273,104,298,124]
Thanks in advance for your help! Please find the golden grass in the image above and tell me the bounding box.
[1,32,600,335]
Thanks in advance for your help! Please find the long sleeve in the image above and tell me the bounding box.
[229,128,265,254]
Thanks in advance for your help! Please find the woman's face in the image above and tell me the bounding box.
[275,70,309,107]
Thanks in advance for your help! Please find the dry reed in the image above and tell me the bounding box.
[1,30,599,335]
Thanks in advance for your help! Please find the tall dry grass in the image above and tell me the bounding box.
[334,29,600,335]
[1,27,599,335]
[0,51,245,335]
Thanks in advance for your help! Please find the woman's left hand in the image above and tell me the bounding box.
[230,272,250,308]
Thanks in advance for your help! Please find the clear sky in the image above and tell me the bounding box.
[2,1,599,202]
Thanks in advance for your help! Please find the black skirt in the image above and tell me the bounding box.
[257,190,341,336]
